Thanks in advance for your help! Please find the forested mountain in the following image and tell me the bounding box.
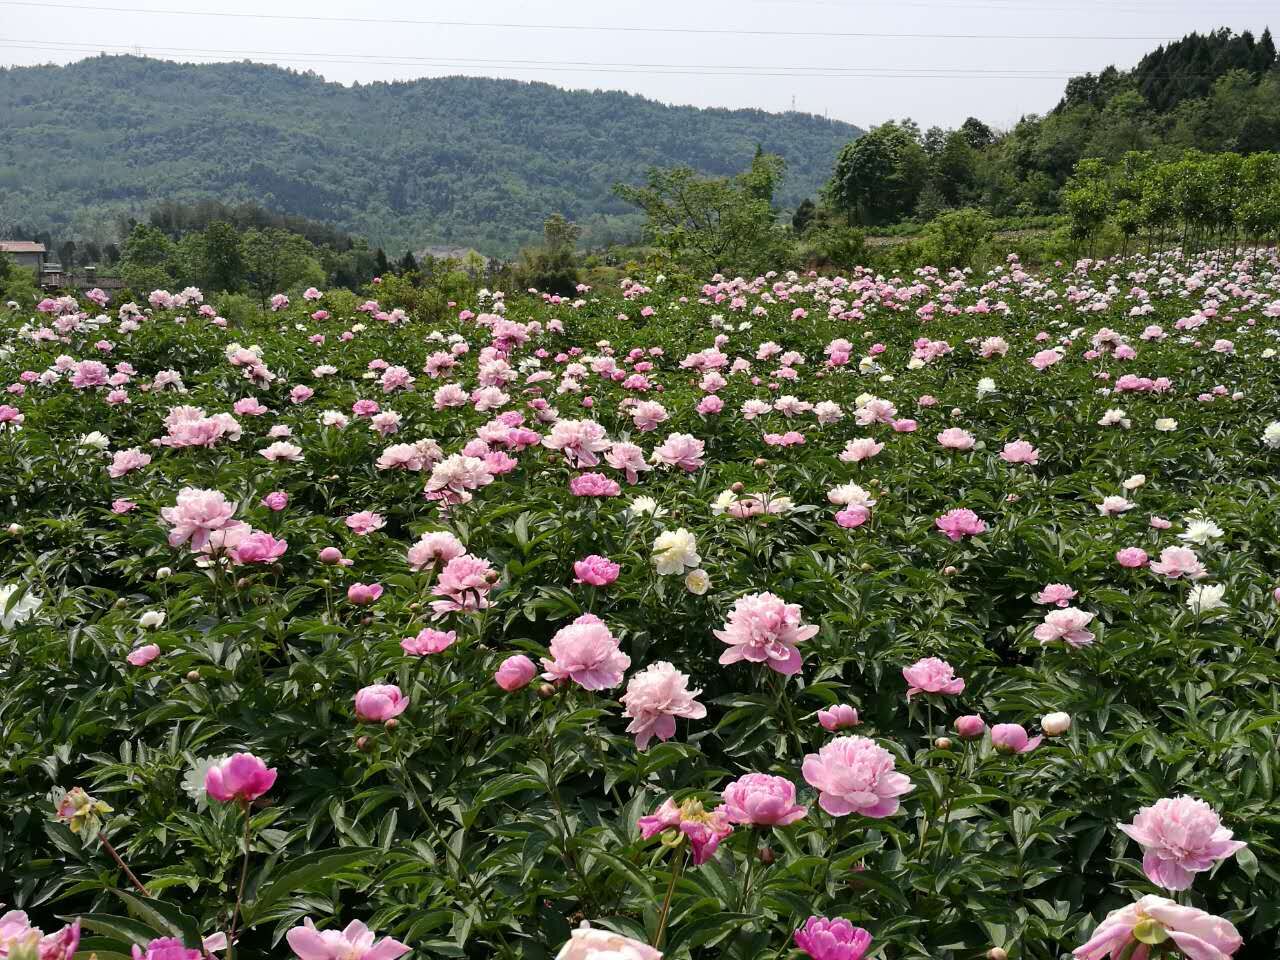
[0,55,859,255]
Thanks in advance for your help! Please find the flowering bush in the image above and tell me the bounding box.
[1,250,1278,959]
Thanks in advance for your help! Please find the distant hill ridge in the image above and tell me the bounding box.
[0,55,861,255]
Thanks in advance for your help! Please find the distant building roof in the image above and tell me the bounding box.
[0,241,46,254]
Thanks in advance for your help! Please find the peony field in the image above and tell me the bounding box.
[2,250,1278,960]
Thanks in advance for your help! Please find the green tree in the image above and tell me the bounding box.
[827,122,928,225]
[202,221,245,292]
[791,198,817,236]
[614,153,791,274]
[241,228,321,306]
[119,223,175,293]
[516,214,581,295]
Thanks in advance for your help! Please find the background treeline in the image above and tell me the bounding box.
[0,56,857,256]
[809,28,1279,228]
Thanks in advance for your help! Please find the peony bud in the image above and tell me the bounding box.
[758,845,774,864]
[7,523,23,536]
[356,736,371,751]
[859,562,872,572]
[186,670,200,682]
[384,718,398,730]
[987,949,1008,960]
[538,683,557,699]
[753,458,768,467]
[943,565,958,576]
[1041,712,1072,736]
[934,737,953,750]
[731,481,745,494]
[954,714,986,738]
[156,566,172,580]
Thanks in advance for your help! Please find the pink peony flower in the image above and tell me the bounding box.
[229,531,288,565]
[407,531,466,573]
[112,498,138,514]
[936,427,976,450]
[715,591,818,676]
[541,616,630,690]
[999,439,1040,465]
[902,657,965,699]
[430,554,496,614]
[801,735,914,818]
[1033,607,1096,647]
[262,491,289,511]
[1150,546,1207,579]
[637,796,733,865]
[354,684,409,723]
[1119,796,1247,891]
[954,714,986,738]
[345,511,386,536]
[1034,583,1078,607]
[130,937,201,960]
[569,472,621,497]
[400,628,457,655]
[935,508,987,541]
[794,916,872,960]
[161,487,237,550]
[991,723,1041,754]
[0,912,80,960]
[286,918,410,960]
[573,554,620,586]
[1073,896,1241,960]
[838,438,884,462]
[553,927,661,960]
[835,506,870,529]
[1116,547,1149,568]
[494,654,537,691]
[818,704,859,731]
[347,582,383,605]
[720,773,807,826]
[205,753,277,804]
[126,644,161,667]
[651,432,706,472]
[108,447,152,478]
[619,661,706,750]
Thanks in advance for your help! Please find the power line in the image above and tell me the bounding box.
[0,0,1182,41]
[0,37,1120,77]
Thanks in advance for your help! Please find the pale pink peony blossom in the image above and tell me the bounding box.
[1150,546,1207,579]
[818,704,860,731]
[715,591,818,676]
[902,657,965,699]
[991,723,1042,753]
[286,918,410,960]
[999,439,1040,465]
[161,487,237,550]
[1072,896,1241,960]
[494,654,537,691]
[619,660,706,749]
[1034,607,1096,648]
[541,615,630,690]
[407,531,466,573]
[400,628,457,655]
[1119,796,1247,891]
[935,508,987,541]
[430,554,496,614]
[553,927,661,960]
[801,735,914,818]
[1034,583,1078,607]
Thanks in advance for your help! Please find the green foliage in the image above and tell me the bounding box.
[828,121,929,225]
[917,208,995,269]
[119,224,175,294]
[241,228,325,306]
[515,215,582,296]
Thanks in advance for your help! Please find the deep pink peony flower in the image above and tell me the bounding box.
[400,628,457,655]
[1119,796,1247,891]
[835,506,869,529]
[801,735,914,818]
[935,508,986,541]
[205,753,277,804]
[1073,895,1241,960]
[637,796,733,865]
[619,661,706,749]
[286,918,410,960]
[794,916,872,960]
[541,616,630,690]
[354,684,409,722]
[573,554,620,586]
[262,491,289,511]
[991,723,1042,754]
[902,657,965,699]
[0,911,81,960]
[494,654,537,691]
[131,938,201,960]
[715,591,818,676]
[569,472,621,497]
[818,704,859,731]
[720,773,807,826]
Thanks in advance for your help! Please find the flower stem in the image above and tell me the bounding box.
[653,846,686,948]
[98,831,149,896]
[226,803,253,960]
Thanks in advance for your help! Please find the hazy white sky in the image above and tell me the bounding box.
[0,0,1273,128]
